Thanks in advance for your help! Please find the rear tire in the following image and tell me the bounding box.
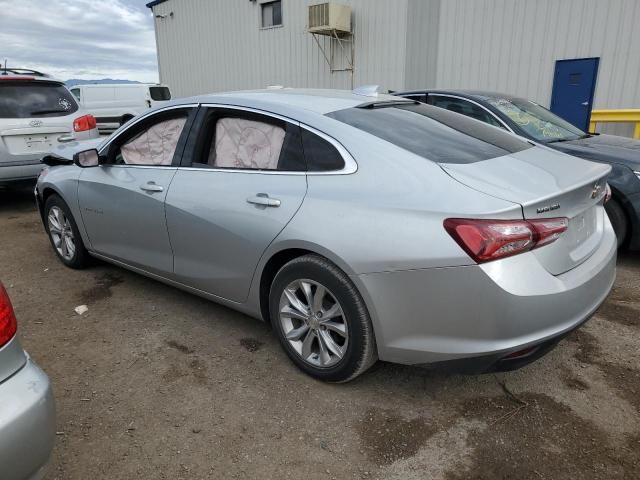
[269,254,377,382]
[44,194,91,269]
[605,198,627,249]
[120,114,134,126]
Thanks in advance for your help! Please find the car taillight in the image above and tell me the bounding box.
[444,217,569,263]
[0,283,17,348]
[73,114,97,132]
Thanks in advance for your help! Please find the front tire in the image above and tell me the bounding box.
[605,198,628,249]
[44,194,91,269]
[269,254,377,382]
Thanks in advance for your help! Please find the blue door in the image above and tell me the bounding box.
[550,57,599,131]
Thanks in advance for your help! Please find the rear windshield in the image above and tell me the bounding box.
[0,81,79,118]
[327,103,531,164]
[150,86,171,101]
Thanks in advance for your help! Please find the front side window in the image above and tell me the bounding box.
[261,0,282,28]
[109,111,189,166]
[190,108,306,172]
[486,97,586,142]
[428,96,504,128]
[0,81,79,118]
[327,103,531,164]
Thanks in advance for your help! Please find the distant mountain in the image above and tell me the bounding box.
[65,79,142,87]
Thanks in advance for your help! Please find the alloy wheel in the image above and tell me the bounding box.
[48,206,76,261]
[278,279,349,368]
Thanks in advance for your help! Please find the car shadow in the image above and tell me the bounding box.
[0,184,38,215]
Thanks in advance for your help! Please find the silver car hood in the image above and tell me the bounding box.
[440,146,611,212]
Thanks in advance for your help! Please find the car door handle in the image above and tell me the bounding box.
[581,101,589,106]
[140,182,164,193]
[57,134,76,143]
[247,194,281,207]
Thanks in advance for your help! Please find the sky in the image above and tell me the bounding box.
[0,0,158,82]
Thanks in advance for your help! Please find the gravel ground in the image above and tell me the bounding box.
[1,186,639,479]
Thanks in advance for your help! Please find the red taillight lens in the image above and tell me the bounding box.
[73,114,97,132]
[529,217,570,248]
[0,283,17,348]
[444,217,569,263]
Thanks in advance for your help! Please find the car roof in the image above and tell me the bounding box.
[395,89,524,103]
[184,88,405,116]
[0,73,64,84]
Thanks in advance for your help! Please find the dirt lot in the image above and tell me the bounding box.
[1,186,639,479]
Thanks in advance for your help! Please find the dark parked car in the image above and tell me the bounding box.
[393,89,640,250]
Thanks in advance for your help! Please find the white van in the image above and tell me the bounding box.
[69,83,172,133]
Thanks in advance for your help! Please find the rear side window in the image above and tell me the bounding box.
[0,81,79,118]
[301,130,345,171]
[150,86,171,101]
[189,108,306,171]
[327,103,530,164]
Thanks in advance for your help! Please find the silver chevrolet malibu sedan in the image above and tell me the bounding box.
[36,89,616,382]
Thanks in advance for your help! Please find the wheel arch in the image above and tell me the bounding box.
[38,185,65,224]
[256,242,357,326]
[607,185,633,245]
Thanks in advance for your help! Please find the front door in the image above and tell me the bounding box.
[165,106,308,302]
[78,106,195,276]
[550,57,599,131]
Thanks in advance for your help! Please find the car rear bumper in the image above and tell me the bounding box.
[355,215,617,367]
[0,356,56,480]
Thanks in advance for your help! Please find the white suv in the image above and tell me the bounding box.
[0,70,99,186]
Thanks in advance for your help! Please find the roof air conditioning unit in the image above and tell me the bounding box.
[308,3,351,36]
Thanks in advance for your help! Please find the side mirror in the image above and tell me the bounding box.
[74,149,100,168]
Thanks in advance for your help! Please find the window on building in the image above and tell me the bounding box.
[261,1,282,28]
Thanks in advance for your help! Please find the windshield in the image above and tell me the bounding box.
[0,81,79,118]
[327,103,531,164]
[486,97,585,142]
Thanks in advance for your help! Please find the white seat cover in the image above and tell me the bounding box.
[212,117,285,169]
[121,117,186,166]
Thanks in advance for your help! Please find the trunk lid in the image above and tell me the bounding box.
[440,146,611,275]
[1,120,73,159]
[0,79,79,163]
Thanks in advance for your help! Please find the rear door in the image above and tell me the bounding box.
[78,106,197,275]
[165,106,307,302]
